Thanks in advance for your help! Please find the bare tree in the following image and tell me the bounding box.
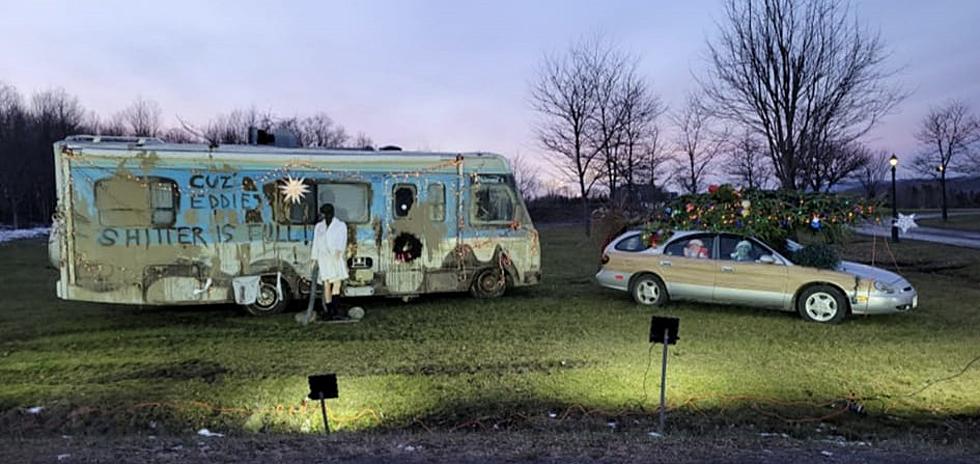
[298,113,349,148]
[701,0,904,190]
[83,111,127,136]
[633,123,673,202]
[727,129,773,190]
[672,95,725,194]
[588,51,632,202]
[613,71,667,204]
[161,127,197,143]
[0,83,30,227]
[912,100,980,221]
[118,97,163,137]
[803,140,870,192]
[852,148,891,199]
[31,88,86,222]
[350,133,374,150]
[204,107,275,145]
[531,37,623,229]
[509,154,541,200]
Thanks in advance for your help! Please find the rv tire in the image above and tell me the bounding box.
[245,281,290,316]
[470,267,506,299]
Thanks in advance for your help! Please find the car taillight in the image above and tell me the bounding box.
[601,253,610,265]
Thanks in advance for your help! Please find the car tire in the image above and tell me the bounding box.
[797,285,847,324]
[245,281,290,316]
[470,267,506,299]
[630,274,667,306]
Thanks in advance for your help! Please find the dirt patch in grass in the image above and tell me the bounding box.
[97,360,228,384]
[3,428,980,464]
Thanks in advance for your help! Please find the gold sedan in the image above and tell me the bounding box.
[596,231,917,324]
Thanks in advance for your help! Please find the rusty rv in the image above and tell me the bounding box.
[49,136,540,315]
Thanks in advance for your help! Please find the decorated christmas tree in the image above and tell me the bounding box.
[639,185,881,254]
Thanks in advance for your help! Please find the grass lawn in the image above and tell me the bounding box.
[919,213,980,232]
[1,227,979,442]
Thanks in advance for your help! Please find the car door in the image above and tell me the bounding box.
[712,234,788,309]
[658,233,718,302]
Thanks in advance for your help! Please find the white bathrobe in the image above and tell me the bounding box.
[311,217,349,291]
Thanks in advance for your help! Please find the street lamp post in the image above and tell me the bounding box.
[890,154,899,242]
[937,164,947,222]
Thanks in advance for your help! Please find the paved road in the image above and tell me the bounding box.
[854,211,980,249]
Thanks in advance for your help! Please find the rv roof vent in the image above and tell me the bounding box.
[66,135,165,145]
[247,127,300,148]
[379,145,402,151]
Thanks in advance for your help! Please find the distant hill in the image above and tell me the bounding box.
[842,176,980,208]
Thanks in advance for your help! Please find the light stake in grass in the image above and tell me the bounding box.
[649,316,679,435]
[308,373,339,434]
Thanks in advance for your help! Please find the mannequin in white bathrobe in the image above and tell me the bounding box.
[311,204,348,318]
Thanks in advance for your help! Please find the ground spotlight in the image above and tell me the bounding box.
[308,373,339,434]
[649,316,679,435]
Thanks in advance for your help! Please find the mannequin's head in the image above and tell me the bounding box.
[320,204,334,223]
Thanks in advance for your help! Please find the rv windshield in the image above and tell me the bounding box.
[472,175,517,224]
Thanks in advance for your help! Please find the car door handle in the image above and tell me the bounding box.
[659,260,672,267]
[721,266,734,272]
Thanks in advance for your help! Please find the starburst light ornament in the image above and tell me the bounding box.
[893,213,918,234]
[279,176,310,204]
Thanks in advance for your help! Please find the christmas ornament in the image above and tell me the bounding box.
[279,176,310,204]
[894,213,918,234]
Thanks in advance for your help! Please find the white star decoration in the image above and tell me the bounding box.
[893,213,918,234]
[279,176,310,204]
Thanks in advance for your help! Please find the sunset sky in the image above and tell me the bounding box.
[2,0,978,183]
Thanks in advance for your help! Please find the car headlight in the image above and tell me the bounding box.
[873,281,895,294]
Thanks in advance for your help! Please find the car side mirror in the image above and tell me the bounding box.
[758,255,776,265]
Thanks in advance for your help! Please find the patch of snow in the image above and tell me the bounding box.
[759,432,790,438]
[820,450,833,457]
[56,454,71,461]
[647,431,663,438]
[196,428,223,438]
[0,227,50,244]
[25,406,44,414]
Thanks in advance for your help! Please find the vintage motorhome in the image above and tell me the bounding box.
[49,136,540,315]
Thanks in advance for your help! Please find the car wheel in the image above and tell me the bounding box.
[797,285,847,324]
[245,281,289,316]
[470,267,506,299]
[630,274,667,306]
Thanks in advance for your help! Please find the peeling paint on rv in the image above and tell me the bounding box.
[50,137,541,309]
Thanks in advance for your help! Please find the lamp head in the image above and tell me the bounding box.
[889,154,899,167]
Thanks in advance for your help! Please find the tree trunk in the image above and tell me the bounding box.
[941,171,948,222]
[580,196,590,236]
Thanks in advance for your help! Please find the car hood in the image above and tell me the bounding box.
[837,261,908,286]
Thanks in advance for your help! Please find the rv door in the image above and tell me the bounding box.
[384,181,424,294]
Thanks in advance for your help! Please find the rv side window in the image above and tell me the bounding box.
[150,181,176,225]
[275,178,316,225]
[95,177,178,227]
[317,182,370,223]
[472,183,515,224]
[429,183,445,222]
[393,184,416,219]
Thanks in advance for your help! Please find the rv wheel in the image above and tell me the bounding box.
[245,281,289,316]
[470,268,506,299]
